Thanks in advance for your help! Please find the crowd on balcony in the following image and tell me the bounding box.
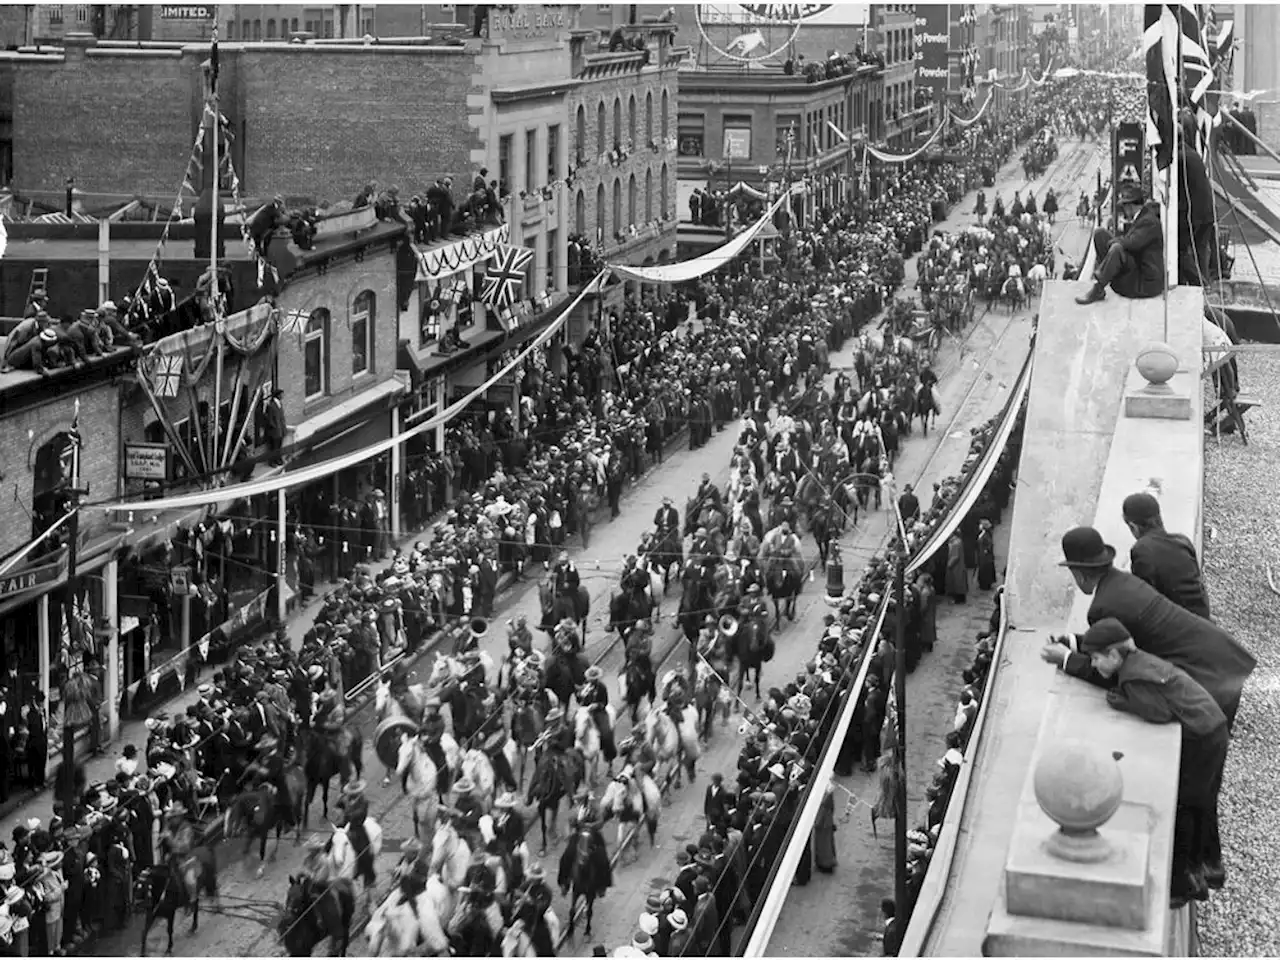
[783,45,883,82]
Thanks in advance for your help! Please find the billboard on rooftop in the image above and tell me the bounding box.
[698,4,870,26]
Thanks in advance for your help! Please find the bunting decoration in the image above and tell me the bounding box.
[152,354,184,398]
[413,225,510,282]
[1144,4,1182,177]
[148,670,161,693]
[198,636,211,660]
[480,244,534,309]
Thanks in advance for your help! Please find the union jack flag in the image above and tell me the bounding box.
[152,354,183,398]
[480,244,533,309]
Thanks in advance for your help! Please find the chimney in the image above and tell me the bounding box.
[62,31,96,63]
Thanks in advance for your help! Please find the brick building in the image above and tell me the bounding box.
[872,3,931,147]
[676,59,883,233]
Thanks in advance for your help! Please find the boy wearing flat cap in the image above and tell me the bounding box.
[1049,618,1228,906]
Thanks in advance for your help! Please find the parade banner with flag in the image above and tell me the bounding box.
[480,244,533,309]
[1144,4,1181,175]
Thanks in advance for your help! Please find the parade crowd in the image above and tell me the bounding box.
[0,71,1155,960]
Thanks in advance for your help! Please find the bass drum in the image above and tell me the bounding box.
[373,717,418,769]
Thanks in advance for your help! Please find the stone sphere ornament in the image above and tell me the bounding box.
[1033,741,1125,863]
[1135,342,1179,386]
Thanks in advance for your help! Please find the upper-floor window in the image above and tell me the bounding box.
[351,291,375,376]
[576,189,586,235]
[596,183,607,240]
[646,92,654,145]
[612,179,622,237]
[524,128,537,192]
[499,134,513,193]
[660,164,669,218]
[678,114,705,157]
[547,124,560,183]
[645,168,653,220]
[597,101,607,155]
[49,7,64,25]
[628,95,637,148]
[242,18,251,37]
[252,19,262,40]
[575,105,586,162]
[661,90,669,139]
[628,174,638,226]
[227,19,235,39]
[290,17,299,34]
[613,97,622,150]
[304,309,330,399]
[266,18,277,38]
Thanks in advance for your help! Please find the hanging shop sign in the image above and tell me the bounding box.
[170,565,191,596]
[124,442,170,481]
[0,547,68,603]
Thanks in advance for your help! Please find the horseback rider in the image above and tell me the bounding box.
[302,833,335,886]
[569,784,601,829]
[417,700,454,798]
[158,802,201,903]
[450,778,486,851]
[507,615,534,656]
[695,616,718,675]
[653,495,679,533]
[542,706,575,754]
[739,583,769,625]
[246,734,286,796]
[577,665,617,768]
[493,792,530,888]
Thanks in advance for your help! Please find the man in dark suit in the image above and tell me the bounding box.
[654,496,679,531]
[897,483,920,524]
[1176,108,1216,285]
[1122,492,1211,620]
[1075,184,1165,304]
[1043,527,1255,727]
[703,772,729,830]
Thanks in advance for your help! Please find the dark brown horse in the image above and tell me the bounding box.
[224,767,306,875]
[140,847,218,956]
[526,748,584,855]
[557,823,613,939]
[279,874,355,957]
[299,728,365,827]
[733,616,771,703]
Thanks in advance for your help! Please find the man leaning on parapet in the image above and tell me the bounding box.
[1075,183,1165,305]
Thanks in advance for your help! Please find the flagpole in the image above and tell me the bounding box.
[210,11,223,483]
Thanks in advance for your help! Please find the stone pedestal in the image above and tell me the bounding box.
[1123,366,1193,420]
[1005,810,1151,930]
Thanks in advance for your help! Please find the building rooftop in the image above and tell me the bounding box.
[1198,348,1280,955]
[1,235,254,261]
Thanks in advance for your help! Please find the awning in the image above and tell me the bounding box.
[286,412,393,475]
[291,376,407,446]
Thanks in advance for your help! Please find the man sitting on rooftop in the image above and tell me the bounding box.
[1075,183,1164,305]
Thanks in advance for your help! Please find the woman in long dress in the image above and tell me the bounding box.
[945,533,968,603]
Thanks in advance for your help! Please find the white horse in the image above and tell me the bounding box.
[636,556,664,618]
[571,703,615,788]
[461,747,498,808]
[396,738,440,842]
[430,818,472,893]
[329,816,384,889]
[599,767,662,862]
[366,883,450,957]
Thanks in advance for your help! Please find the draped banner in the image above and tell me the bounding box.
[607,183,804,284]
[86,273,608,514]
[866,119,949,164]
[946,95,994,130]
[413,224,510,282]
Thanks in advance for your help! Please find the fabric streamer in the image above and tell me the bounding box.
[866,120,949,164]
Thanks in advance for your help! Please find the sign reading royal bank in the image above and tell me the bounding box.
[486,5,569,42]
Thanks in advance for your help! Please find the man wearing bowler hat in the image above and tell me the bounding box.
[1121,492,1212,621]
[1075,183,1165,304]
[1045,526,1255,728]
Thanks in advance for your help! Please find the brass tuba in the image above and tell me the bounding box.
[719,614,739,638]
[470,617,489,641]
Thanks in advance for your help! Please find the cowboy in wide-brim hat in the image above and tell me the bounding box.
[1058,526,1116,569]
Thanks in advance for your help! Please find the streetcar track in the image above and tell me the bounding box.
[219,145,1101,959]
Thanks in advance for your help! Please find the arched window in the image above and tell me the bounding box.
[576,189,586,235]
[613,97,622,149]
[646,92,654,144]
[351,291,374,376]
[628,174,638,226]
[576,105,586,162]
[596,101,606,155]
[242,18,250,37]
[31,431,76,540]
[304,309,330,399]
[226,20,235,39]
[612,179,622,237]
[661,90,669,139]
[595,183,606,240]
[628,94,637,147]
[290,17,299,34]
[645,168,653,220]
[660,163,669,218]
[266,18,276,38]
[252,19,262,40]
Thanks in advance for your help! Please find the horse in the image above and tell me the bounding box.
[539,580,589,636]
[139,847,218,957]
[572,702,616,787]
[692,659,729,742]
[299,728,364,827]
[618,654,656,726]
[510,696,547,788]
[558,822,613,939]
[678,564,718,642]
[765,562,802,631]
[429,818,472,893]
[279,875,355,957]
[645,525,684,589]
[809,499,843,568]
[599,769,662,864]
[915,382,940,436]
[526,748,585,854]
[1002,275,1027,313]
[732,615,771,703]
[608,580,653,637]
[329,817,383,892]
[224,768,306,876]
[644,701,699,789]
[366,881,450,957]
